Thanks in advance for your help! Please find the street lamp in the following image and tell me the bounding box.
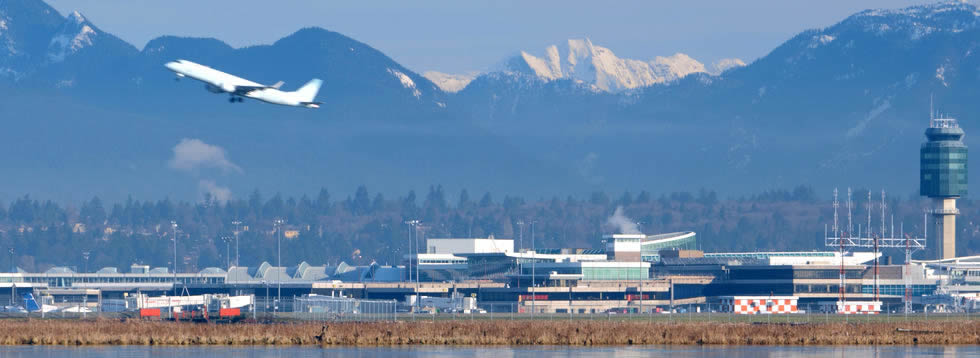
[81,251,90,273]
[232,220,242,266]
[403,219,420,314]
[171,220,178,296]
[273,218,285,313]
[530,220,538,316]
[220,236,232,269]
[516,220,525,290]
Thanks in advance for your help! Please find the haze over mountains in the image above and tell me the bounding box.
[1,0,978,203]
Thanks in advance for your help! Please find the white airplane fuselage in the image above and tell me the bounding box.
[165,59,322,109]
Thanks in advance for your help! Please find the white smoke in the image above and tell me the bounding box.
[199,180,232,204]
[605,206,641,234]
[168,138,242,173]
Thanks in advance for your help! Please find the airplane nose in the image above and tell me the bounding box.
[165,62,179,71]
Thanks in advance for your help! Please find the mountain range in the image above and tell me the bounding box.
[1,0,978,204]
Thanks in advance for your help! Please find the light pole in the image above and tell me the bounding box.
[273,218,284,313]
[232,220,242,266]
[531,220,537,316]
[516,220,525,290]
[221,236,231,269]
[81,251,90,273]
[171,220,178,296]
[7,247,12,305]
[417,223,425,314]
[403,219,421,314]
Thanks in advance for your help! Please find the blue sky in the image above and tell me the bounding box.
[47,0,941,75]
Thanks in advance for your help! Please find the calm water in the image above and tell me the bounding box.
[0,346,975,358]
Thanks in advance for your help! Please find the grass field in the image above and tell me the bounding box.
[0,318,976,346]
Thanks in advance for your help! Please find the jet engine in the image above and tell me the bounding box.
[205,83,236,93]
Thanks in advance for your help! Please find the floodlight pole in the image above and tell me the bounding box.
[531,220,537,316]
[516,220,525,289]
[232,220,242,266]
[81,251,90,274]
[274,218,284,313]
[171,220,178,296]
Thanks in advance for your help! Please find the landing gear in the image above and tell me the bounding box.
[228,96,244,103]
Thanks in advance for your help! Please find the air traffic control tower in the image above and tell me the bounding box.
[921,115,968,259]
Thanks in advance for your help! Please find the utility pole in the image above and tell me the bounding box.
[171,221,178,297]
[232,220,242,266]
[273,218,285,313]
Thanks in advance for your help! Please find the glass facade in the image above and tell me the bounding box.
[861,284,935,296]
[640,233,697,262]
[582,266,648,280]
[921,126,968,197]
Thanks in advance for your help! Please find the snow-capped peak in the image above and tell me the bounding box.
[422,71,477,93]
[503,38,741,92]
[47,10,98,63]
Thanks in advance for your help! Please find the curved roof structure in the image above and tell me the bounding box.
[643,231,696,244]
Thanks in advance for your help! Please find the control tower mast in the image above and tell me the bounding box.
[920,110,968,260]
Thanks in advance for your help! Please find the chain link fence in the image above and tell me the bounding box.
[292,296,397,322]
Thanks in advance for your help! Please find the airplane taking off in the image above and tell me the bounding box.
[165,59,322,109]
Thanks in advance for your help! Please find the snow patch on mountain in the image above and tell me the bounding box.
[710,58,746,75]
[849,1,980,40]
[503,38,738,92]
[422,71,477,93]
[846,98,891,138]
[0,17,15,56]
[936,64,949,87]
[387,68,421,98]
[809,34,836,48]
[47,11,97,63]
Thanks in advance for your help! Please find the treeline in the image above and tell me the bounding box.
[0,185,976,273]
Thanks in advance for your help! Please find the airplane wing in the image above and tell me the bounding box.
[232,81,285,95]
[231,85,268,95]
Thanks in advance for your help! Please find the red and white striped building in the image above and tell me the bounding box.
[836,301,881,314]
[722,296,799,314]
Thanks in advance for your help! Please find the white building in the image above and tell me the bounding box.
[426,236,514,254]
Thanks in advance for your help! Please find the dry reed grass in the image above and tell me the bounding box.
[0,319,975,346]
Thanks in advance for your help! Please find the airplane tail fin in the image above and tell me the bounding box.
[22,293,40,312]
[293,79,323,102]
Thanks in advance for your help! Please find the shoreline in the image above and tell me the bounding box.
[0,319,976,346]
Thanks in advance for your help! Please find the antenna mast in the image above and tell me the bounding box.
[833,188,840,237]
[867,191,873,238]
[847,188,854,235]
[881,190,887,239]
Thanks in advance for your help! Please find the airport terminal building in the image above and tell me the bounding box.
[0,230,966,314]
